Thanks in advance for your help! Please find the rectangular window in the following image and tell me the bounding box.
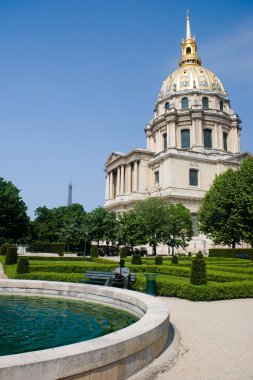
[223,132,228,151]
[181,129,190,149]
[204,129,212,148]
[189,169,198,186]
[154,171,159,185]
[163,133,167,150]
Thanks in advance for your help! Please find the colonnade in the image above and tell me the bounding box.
[106,160,140,199]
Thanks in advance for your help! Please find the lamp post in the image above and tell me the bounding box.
[84,231,89,258]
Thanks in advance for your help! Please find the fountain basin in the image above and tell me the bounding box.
[0,280,170,380]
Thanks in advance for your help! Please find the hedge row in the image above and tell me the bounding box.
[209,248,253,259]
[27,242,66,255]
[27,256,91,262]
[15,271,253,301]
[30,264,116,273]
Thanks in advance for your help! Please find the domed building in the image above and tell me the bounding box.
[104,15,250,253]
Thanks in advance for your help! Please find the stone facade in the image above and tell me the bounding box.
[104,15,251,253]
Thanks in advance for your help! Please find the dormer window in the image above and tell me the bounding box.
[181,97,189,110]
[186,47,191,54]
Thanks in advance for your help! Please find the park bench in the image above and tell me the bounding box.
[80,270,136,288]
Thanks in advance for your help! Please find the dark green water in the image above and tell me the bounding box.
[0,295,138,356]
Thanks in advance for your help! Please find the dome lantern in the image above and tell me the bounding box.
[179,12,201,67]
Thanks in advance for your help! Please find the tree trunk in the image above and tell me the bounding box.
[153,244,157,256]
[232,241,236,249]
[172,246,175,256]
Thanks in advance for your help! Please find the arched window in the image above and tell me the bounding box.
[181,129,190,149]
[186,47,191,54]
[189,169,198,187]
[223,132,228,151]
[181,97,189,110]
[202,97,209,109]
[165,102,170,110]
[204,129,212,148]
[220,101,224,112]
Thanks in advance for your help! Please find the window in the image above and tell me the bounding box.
[191,213,199,237]
[181,129,190,149]
[181,97,189,110]
[189,169,198,186]
[163,133,167,150]
[204,128,212,148]
[202,97,209,109]
[223,132,228,151]
[165,102,170,110]
[154,171,159,185]
[186,47,191,54]
[220,101,224,112]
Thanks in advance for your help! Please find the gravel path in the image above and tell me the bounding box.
[130,297,253,380]
[0,263,7,279]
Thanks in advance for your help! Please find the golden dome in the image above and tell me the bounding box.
[159,14,227,99]
[160,64,226,98]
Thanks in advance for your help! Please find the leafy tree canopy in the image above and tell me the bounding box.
[0,177,29,243]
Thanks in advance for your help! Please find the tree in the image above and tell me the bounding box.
[133,197,169,255]
[119,210,146,251]
[164,203,193,255]
[198,169,242,247]
[88,207,118,246]
[0,177,29,243]
[236,157,253,246]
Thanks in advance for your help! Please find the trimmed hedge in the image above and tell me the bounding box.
[90,245,99,258]
[131,253,142,265]
[5,247,18,265]
[120,247,128,259]
[171,255,178,264]
[16,272,83,283]
[155,256,163,265]
[16,257,30,274]
[190,258,207,285]
[27,242,66,255]
[0,245,8,256]
[209,248,253,260]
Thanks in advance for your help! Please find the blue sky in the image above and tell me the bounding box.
[0,0,252,218]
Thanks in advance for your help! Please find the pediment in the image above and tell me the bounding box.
[105,151,123,166]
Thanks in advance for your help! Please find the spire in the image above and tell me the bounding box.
[186,10,191,39]
[179,12,201,67]
[67,182,72,206]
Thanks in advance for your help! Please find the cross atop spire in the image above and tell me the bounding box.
[186,10,191,39]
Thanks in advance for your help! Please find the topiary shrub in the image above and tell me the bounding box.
[120,247,128,259]
[155,256,163,265]
[16,257,30,274]
[0,244,8,256]
[190,257,207,285]
[196,252,204,259]
[171,255,178,264]
[5,246,18,265]
[188,252,192,257]
[90,245,99,258]
[131,253,142,265]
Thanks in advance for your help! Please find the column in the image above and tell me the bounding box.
[214,123,218,149]
[106,174,109,199]
[125,165,131,193]
[134,161,138,192]
[166,124,169,147]
[170,121,176,147]
[116,167,120,195]
[109,172,113,199]
[120,165,125,194]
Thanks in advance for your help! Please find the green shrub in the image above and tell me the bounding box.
[188,252,192,257]
[0,244,8,256]
[171,255,178,264]
[196,252,204,259]
[190,258,207,285]
[90,245,99,258]
[16,257,30,274]
[5,247,18,265]
[120,247,128,259]
[27,242,66,255]
[131,253,142,265]
[155,256,163,265]
[16,271,83,283]
[209,248,253,260]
